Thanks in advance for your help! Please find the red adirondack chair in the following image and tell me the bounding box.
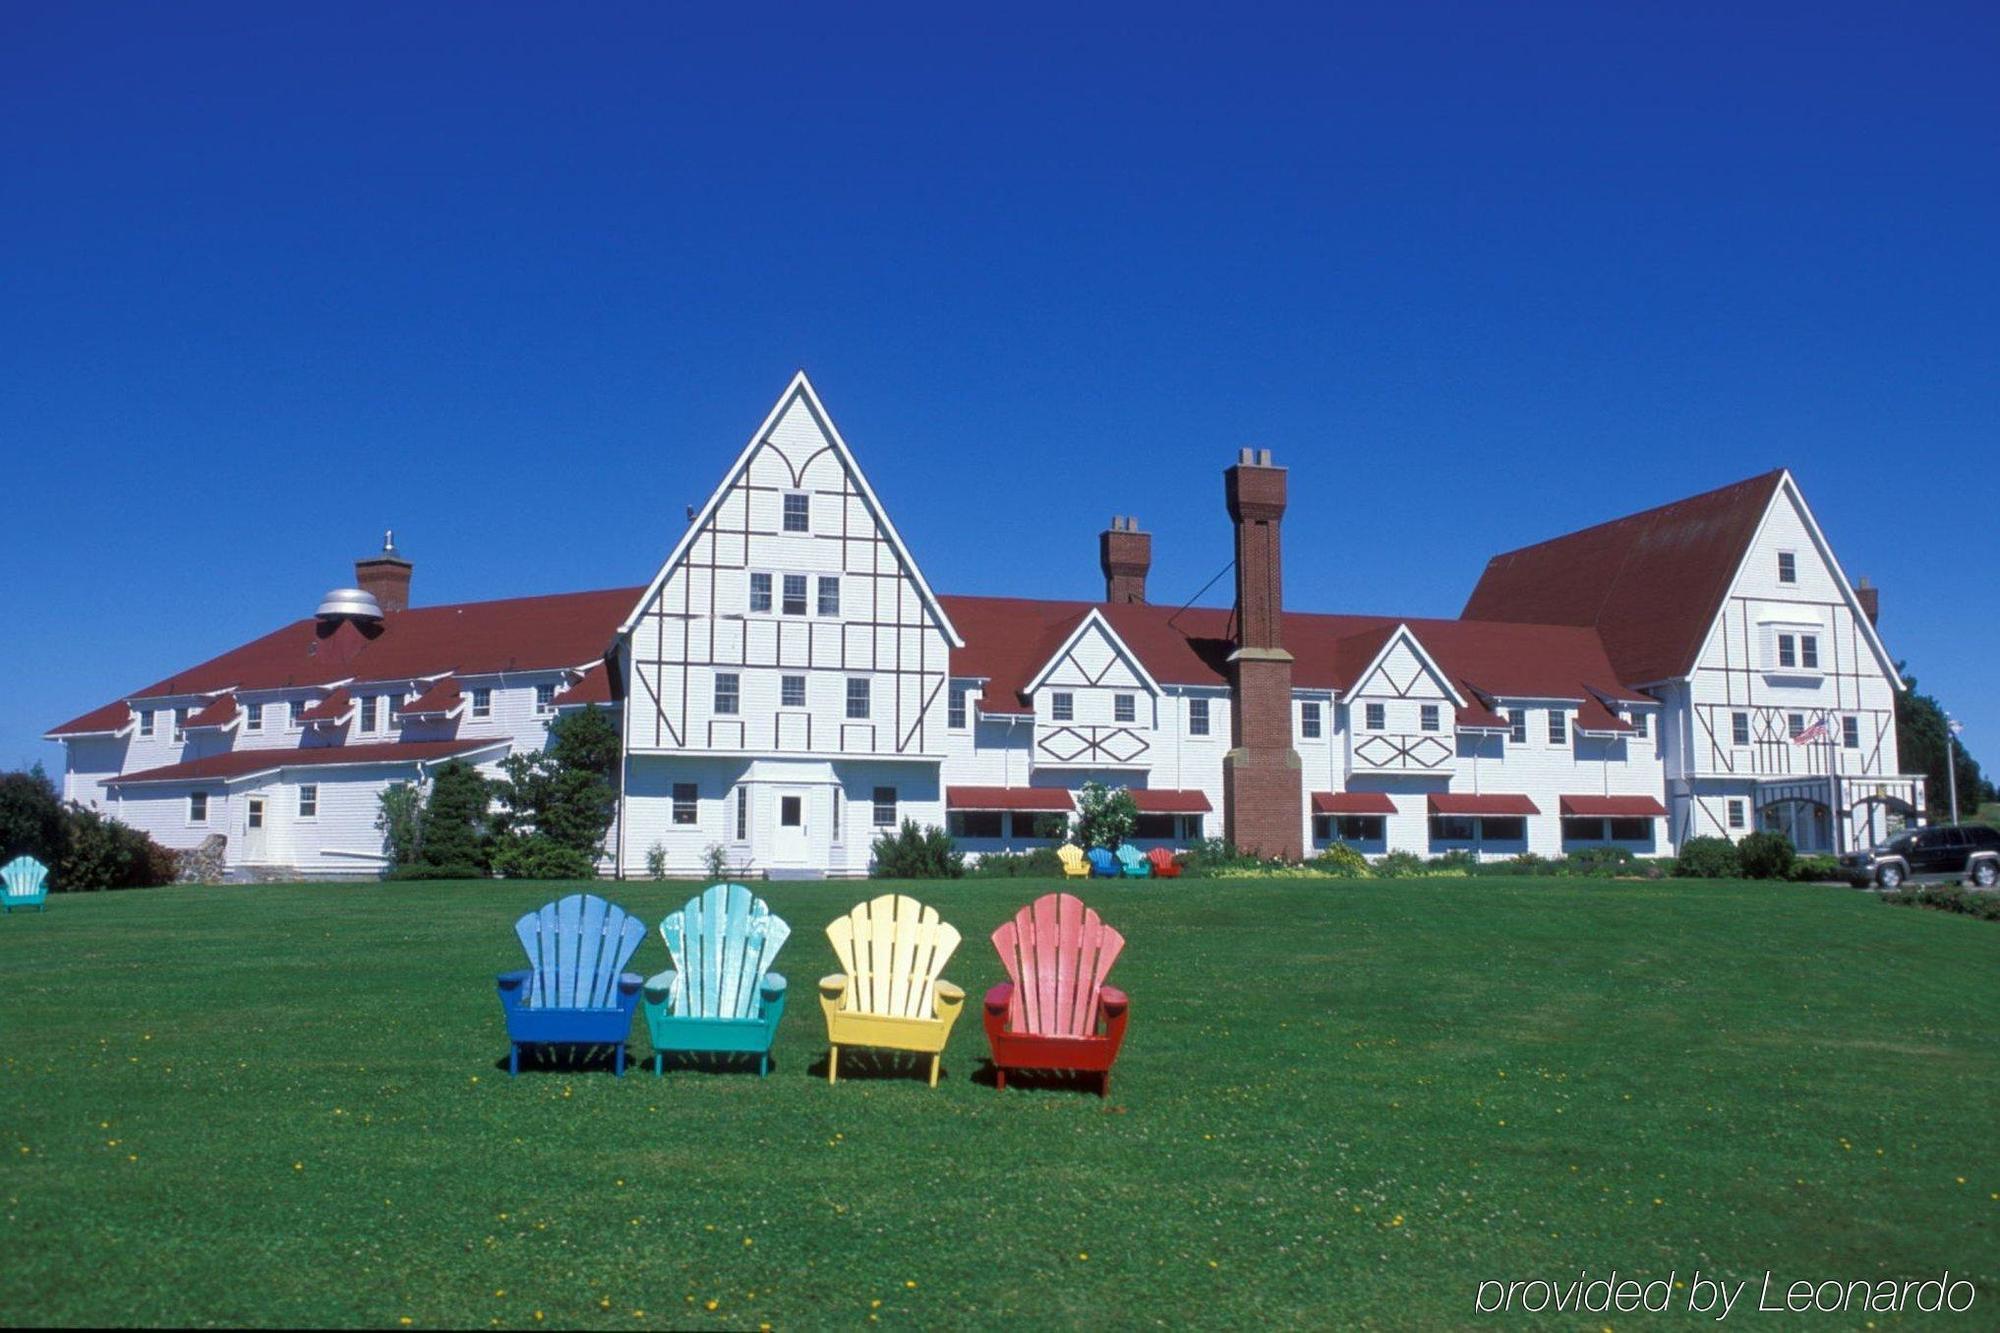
[983,892,1129,1096]
[1146,845,1182,878]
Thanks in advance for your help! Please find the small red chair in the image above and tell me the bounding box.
[983,893,1129,1097]
[1146,845,1182,878]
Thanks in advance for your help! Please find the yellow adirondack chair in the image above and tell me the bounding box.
[1056,843,1091,879]
[819,894,966,1087]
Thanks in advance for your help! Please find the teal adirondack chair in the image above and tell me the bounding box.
[496,893,648,1076]
[1114,843,1152,878]
[642,883,791,1076]
[2,856,48,912]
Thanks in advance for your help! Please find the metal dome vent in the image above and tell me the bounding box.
[316,586,384,621]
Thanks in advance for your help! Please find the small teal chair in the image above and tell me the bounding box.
[1114,843,1152,878]
[1086,846,1118,877]
[2,856,48,912]
[497,893,647,1076]
[642,883,790,1076]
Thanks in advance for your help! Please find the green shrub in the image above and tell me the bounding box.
[56,803,177,891]
[1883,885,2000,922]
[1426,849,1480,872]
[0,766,67,867]
[1311,843,1370,878]
[1373,850,1427,879]
[375,780,424,868]
[966,846,1064,878]
[1073,781,1138,850]
[1567,844,1638,876]
[417,760,492,873]
[645,842,667,880]
[1675,836,1741,879]
[386,864,491,882]
[1178,838,1261,877]
[490,837,598,880]
[1790,854,1841,883]
[870,820,963,878]
[1736,831,1796,881]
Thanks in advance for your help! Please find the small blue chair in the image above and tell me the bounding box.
[1087,846,1119,877]
[497,893,647,1076]
[2,856,48,913]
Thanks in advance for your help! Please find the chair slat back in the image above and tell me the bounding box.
[513,893,645,1010]
[826,894,960,1019]
[991,892,1124,1037]
[659,883,791,1019]
[1056,844,1086,873]
[2,856,47,900]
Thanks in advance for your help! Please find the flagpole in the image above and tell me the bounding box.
[1946,714,1961,825]
[1828,709,1839,855]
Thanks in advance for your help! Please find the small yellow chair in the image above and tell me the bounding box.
[819,894,965,1087]
[1056,843,1091,879]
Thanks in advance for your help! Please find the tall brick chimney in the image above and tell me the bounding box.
[1223,449,1303,860]
[355,530,413,614]
[1855,576,1879,627]
[1099,515,1151,604]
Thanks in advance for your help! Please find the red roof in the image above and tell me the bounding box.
[1462,470,1785,686]
[552,666,615,708]
[397,677,462,718]
[1572,696,1637,735]
[296,687,353,725]
[1311,791,1397,815]
[1429,793,1541,816]
[945,786,1075,812]
[182,695,239,730]
[105,739,505,787]
[48,585,638,737]
[1131,788,1212,814]
[1560,794,1667,817]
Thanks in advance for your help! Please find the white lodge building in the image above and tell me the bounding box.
[49,375,1927,878]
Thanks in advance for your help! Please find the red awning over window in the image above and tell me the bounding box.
[1130,789,1212,814]
[944,786,1075,812]
[295,687,353,724]
[1559,794,1667,818]
[1428,793,1541,816]
[1311,791,1397,815]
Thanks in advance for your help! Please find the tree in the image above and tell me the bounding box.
[1896,665,1993,821]
[0,765,66,865]
[417,760,492,872]
[376,778,425,868]
[490,706,620,856]
[1074,780,1138,849]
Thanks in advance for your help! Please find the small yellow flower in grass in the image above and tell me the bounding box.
[493,1290,506,1299]
[532,1313,543,1323]
[1957,1176,1966,1184]
[631,1310,644,1318]
[905,1280,916,1289]
[1390,1215,1404,1228]
[1652,1198,1663,1206]
[398,1320,411,1327]
[470,1076,479,1084]
[706,1299,719,1311]
[293,1162,303,1172]
[616,1178,625,1187]
[871,1299,882,1309]
[599,1297,611,1310]
[743,1237,753,1247]
[1077,1252,1088,1261]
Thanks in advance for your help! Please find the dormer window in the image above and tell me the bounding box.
[783,492,810,533]
[470,687,492,720]
[1777,551,1797,583]
[244,702,263,733]
[534,684,555,716]
[139,709,155,737]
[357,696,379,733]
[173,707,188,742]
[1547,710,1567,745]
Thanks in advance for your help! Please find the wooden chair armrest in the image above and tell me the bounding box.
[932,979,966,1021]
[642,970,678,1005]
[618,972,644,996]
[1098,985,1129,1014]
[496,969,530,1013]
[818,974,849,1001]
[760,973,789,999]
[983,982,1015,1014]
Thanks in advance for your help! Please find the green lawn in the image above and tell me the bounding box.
[3,877,1996,1328]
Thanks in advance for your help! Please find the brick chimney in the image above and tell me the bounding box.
[1222,448,1303,860]
[1099,515,1151,604]
[355,530,413,614]
[1855,576,1879,627]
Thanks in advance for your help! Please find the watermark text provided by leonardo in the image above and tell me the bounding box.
[1475,1269,1976,1319]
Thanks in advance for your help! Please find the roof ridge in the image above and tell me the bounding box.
[1481,468,1785,566]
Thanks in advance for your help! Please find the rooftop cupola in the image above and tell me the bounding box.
[355,529,413,613]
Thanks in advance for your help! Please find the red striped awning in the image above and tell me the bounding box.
[1429,793,1541,816]
[1559,794,1667,818]
[1312,791,1397,815]
[1131,789,1212,814]
[945,786,1075,812]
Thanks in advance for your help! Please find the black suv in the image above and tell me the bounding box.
[1841,824,2000,890]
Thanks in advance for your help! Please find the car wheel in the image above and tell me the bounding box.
[1972,860,1999,889]
[1877,863,1904,890]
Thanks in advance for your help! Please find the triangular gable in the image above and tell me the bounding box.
[1021,608,1163,698]
[617,372,962,647]
[1344,624,1467,707]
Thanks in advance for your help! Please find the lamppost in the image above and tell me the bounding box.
[1945,714,1962,826]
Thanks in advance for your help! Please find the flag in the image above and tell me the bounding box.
[1948,719,1964,736]
[1792,716,1829,746]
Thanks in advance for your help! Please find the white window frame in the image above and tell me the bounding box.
[1365,702,1385,731]
[1547,709,1567,745]
[782,574,809,617]
[1776,634,1797,669]
[139,709,155,737]
[671,782,698,825]
[1800,634,1819,670]
[187,791,208,825]
[817,576,841,618]
[947,684,967,730]
[749,571,773,614]
[1114,693,1136,724]
[735,785,749,841]
[357,695,378,734]
[1507,708,1527,744]
[173,707,188,742]
[297,784,319,819]
[872,785,897,828]
[1051,692,1074,722]
[1419,703,1440,733]
[244,702,263,733]
[714,672,740,716]
[1842,715,1860,749]
[846,677,871,720]
[1300,700,1322,740]
[781,674,807,709]
[470,687,493,720]
[1727,798,1746,830]
[534,683,555,716]
[1732,711,1751,746]
[1777,550,1797,584]
[782,491,810,533]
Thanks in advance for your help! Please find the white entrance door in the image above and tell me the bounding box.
[773,789,811,866]
[244,797,267,862]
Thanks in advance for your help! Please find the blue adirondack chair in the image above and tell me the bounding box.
[2,856,48,913]
[642,883,791,1076]
[1087,846,1118,877]
[1114,843,1152,877]
[496,893,647,1076]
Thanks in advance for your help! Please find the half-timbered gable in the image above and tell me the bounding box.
[1340,626,1463,777]
[1021,610,1161,773]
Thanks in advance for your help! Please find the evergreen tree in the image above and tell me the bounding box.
[0,764,66,864]
[1895,665,1992,820]
[417,760,492,872]
[490,705,620,856]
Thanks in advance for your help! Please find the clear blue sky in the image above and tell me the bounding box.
[4,3,1995,774]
